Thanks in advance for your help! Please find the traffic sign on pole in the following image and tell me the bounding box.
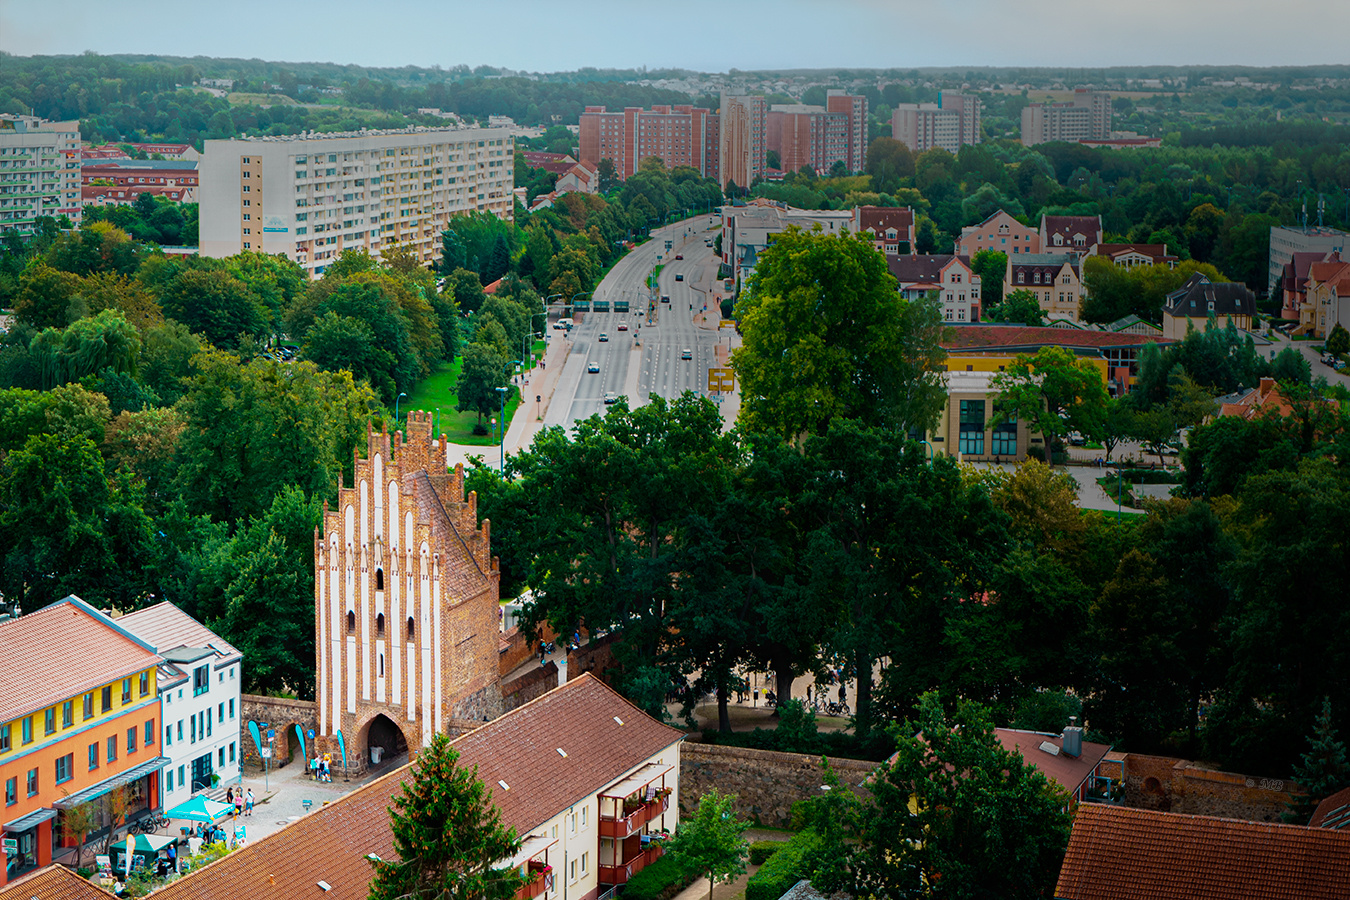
[707,368,735,392]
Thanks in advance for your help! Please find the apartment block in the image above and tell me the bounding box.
[1006,252,1085,323]
[891,91,981,154]
[718,94,767,191]
[765,97,868,176]
[200,126,514,277]
[1021,89,1112,146]
[826,90,868,174]
[578,105,718,182]
[0,597,166,886]
[957,209,1040,256]
[0,114,82,233]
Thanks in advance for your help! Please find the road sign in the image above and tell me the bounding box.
[267,729,275,739]
[260,747,273,759]
[707,367,735,392]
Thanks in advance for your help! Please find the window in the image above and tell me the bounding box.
[569,812,577,834]
[107,735,117,763]
[218,748,225,767]
[25,768,36,797]
[206,711,212,738]
[166,769,174,792]
[178,765,185,788]
[122,678,132,704]
[959,400,985,456]
[375,568,384,591]
[0,724,8,753]
[228,699,235,719]
[581,807,588,827]
[55,753,72,784]
[992,417,1017,457]
[21,716,32,745]
[89,742,99,770]
[218,703,224,724]
[407,617,415,639]
[139,671,150,697]
[4,777,14,805]
[127,727,137,754]
[347,610,356,633]
[190,715,196,743]
[177,721,183,742]
[146,720,155,745]
[101,686,113,712]
[230,742,236,763]
[62,701,73,728]
[570,860,577,883]
[193,665,209,697]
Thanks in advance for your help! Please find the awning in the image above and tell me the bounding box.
[52,756,171,809]
[600,764,673,800]
[506,834,558,869]
[3,807,59,833]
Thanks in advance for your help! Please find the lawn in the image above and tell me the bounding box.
[399,340,546,446]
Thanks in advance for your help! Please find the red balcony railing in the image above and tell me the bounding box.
[599,843,664,885]
[599,793,671,839]
[515,865,553,900]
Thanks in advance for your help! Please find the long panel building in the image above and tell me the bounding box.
[0,114,82,232]
[891,91,981,154]
[766,90,867,175]
[578,105,719,182]
[1021,89,1112,146]
[200,126,514,277]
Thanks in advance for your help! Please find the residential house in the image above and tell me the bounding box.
[118,603,243,808]
[0,597,166,886]
[519,151,578,176]
[1305,255,1350,338]
[853,206,914,256]
[1215,377,1298,421]
[1086,242,1177,269]
[81,160,200,206]
[956,209,1040,257]
[0,864,115,900]
[1055,804,1350,900]
[555,161,599,194]
[1161,272,1257,340]
[1005,253,1085,323]
[1310,786,1350,829]
[1039,215,1102,252]
[941,324,1165,397]
[888,254,981,323]
[1268,225,1347,297]
[995,725,1113,805]
[928,371,1040,462]
[1283,250,1343,328]
[153,674,682,900]
[720,202,853,289]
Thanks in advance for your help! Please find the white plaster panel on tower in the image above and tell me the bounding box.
[346,634,357,713]
[389,483,399,553]
[360,479,369,547]
[391,591,401,708]
[329,533,342,734]
[361,557,371,702]
[432,548,442,736]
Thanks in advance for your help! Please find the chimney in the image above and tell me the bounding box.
[1062,717,1083,759]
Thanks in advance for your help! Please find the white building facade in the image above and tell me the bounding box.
[119,603,243,804]
[199,126,514,277]
[0,114,82,232]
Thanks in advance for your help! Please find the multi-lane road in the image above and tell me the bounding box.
[541,216,729,429]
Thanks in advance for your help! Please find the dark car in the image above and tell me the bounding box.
[675,254,684,260]
[661,295,670,303]
[598,333,608,342]
[675,273,684,281]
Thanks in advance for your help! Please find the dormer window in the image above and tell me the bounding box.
[1053,234,1063,245]
[1018,272,1025,284]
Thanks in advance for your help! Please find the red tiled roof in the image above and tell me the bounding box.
[1310,786,1350,829]
[0,865,115,900]
[1056,804,1350,900]
[942,325,1168,352]
[1042,215,1102,241]
[888,254,969,285]
[0,596,161,723]
[119,601,242,664]
[856,206,914,234]
[154,674,682,900]
[994,728,1111,797]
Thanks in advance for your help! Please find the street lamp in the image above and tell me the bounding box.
[393,391,408,426]
[495,386,508,474]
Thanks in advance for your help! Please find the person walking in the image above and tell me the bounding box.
[245,789,254,817]
[234,791,244,817]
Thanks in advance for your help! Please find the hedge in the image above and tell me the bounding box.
[749,839,789,865]
[621,854,693,900]
[745,830,821,900]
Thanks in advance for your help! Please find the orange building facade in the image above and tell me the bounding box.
[1,597,165,886]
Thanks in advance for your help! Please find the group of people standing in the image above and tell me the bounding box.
[224,786,255,817]
[309,753,333,782]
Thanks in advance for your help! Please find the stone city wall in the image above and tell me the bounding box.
[1122,753,1301,823]
[502,662,559,713]
[238,694,318,771]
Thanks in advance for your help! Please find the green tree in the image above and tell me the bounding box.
[455,342,510,426]
[1286,698,1350,824]
[596,158,619,194]
[991,346,1110,448]
[158,267,269,350]
[302,312,399,401]
[29,308,140,390]
[483,233,511,285]
[447,267,487,315]
[367,732,524,900]
[669,789,749,900]
[1328,324,1350,358]
[969,249,1007,308]
[988,288,1045,327]
[14,261,82,330]
[864,137,916,194]
[732,228,947,440]
[851,693,1071,900]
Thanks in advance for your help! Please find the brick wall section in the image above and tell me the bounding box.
[567,632,619,682]
[238,695,318,771]
[1122,753,1301,822]
[502,662,559,712]
[679,743,876,827]
[498,623,559,677]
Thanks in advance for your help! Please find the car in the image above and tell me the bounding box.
[661,295,670,303]
[617,322,629,331]
[675,273,684,281]
[1067,432,1087,446]
[681,348,692,360]
[705,241,713,247]
[603,392,618,404]
[675,254,684,260]
[598,333,608,342]
[587,362,600,373]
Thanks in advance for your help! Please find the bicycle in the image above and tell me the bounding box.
[826,701,851,718]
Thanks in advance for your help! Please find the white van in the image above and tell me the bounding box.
[553,317,573,330]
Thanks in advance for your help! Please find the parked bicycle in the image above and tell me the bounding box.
[129,813,168,834]
[825,701,851,718]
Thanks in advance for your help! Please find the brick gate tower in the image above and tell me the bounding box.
[314,412,502,772]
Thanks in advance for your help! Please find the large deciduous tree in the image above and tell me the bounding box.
[731,228,947,441]
[991,346,1110,449]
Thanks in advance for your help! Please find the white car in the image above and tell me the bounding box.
[587,362,600,373]
[603,392,619,404]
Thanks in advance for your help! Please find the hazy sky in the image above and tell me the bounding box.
[2,0,1346,72]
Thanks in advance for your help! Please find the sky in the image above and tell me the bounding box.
[1,0,1347,72]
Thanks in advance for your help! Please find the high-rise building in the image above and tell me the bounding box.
[826,90,869,173]
[718,93,767,191]
[578,105,719,181]
[200,126,514,278]
[1021,89,1112,146]
[0,114,82,233]
[891,91,982,154]
[765,93,866,175]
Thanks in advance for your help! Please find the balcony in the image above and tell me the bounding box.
[599,843,664,885]
[598,793,669,840]
[515,863,553,900]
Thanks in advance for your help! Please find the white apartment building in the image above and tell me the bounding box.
[891,92,981,154]
[119,602,243,805]
[199,126,514,277]
[0,114,82,232]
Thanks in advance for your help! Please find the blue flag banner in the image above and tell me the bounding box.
[336,730,348,772]
[294,724,307,761]
[247,721,262,756]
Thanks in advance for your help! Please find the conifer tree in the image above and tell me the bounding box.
[368,732,524,900]
[1285,697,1350,824]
